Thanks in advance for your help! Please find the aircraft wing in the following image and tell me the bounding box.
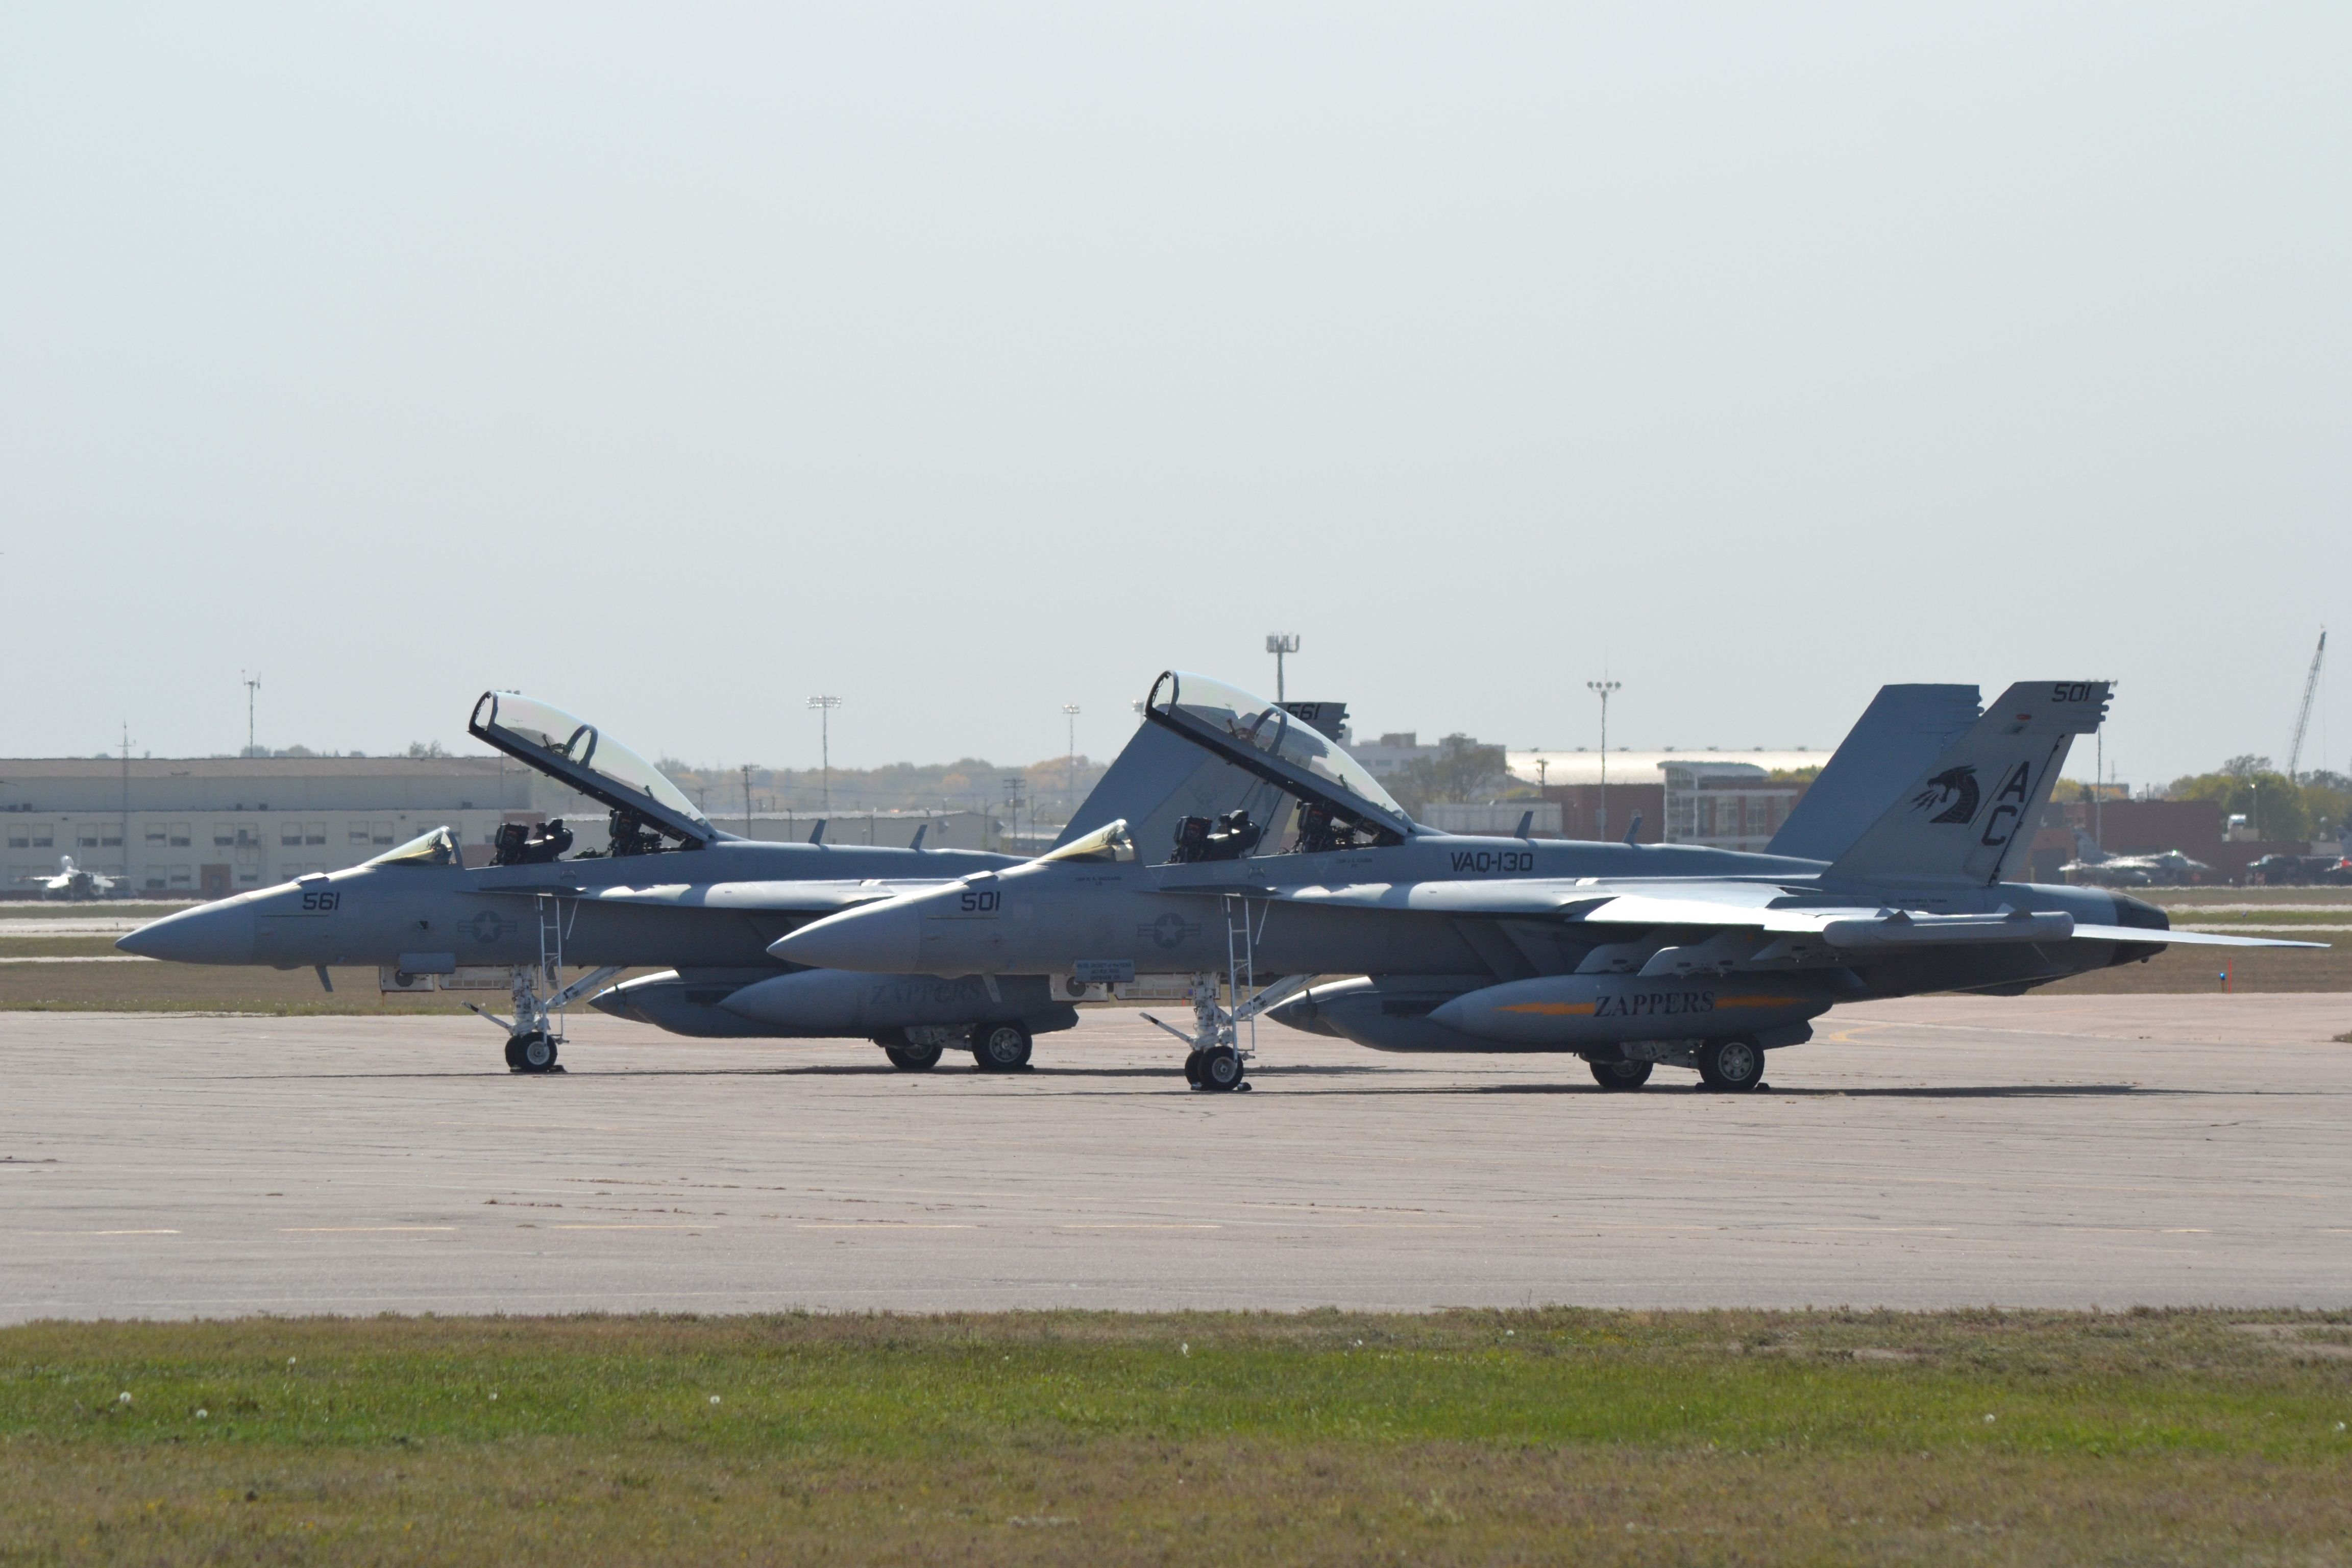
[1170,879,2327,950]
[479,880,918,914]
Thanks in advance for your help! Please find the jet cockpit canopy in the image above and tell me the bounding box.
[1143,671,1414,848]
[364,825,464,868]
[468,692,718,851]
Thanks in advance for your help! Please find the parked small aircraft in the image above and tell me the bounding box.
[776,673,2323,1092]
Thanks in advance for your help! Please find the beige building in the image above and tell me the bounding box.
[1,755,586,898]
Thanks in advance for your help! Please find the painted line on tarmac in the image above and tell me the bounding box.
[278,1226,457,1233]
[1061,1223,1223,1231]
[20,1229,182,1236]
[0,955,156,964]
[795,1222,975,1230]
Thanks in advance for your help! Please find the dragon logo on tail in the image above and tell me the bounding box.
[1912,765,1980,824]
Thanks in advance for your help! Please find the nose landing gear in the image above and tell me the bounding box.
[467,954,621,1074]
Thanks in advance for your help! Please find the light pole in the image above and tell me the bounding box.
[240,670,262,757]
[807,696,841,812]
[1062,703,1080,814]
[1587,678,1621,840]
[1265,634,1300,704]
[740,763,755,837]
[1002,773,1026,853]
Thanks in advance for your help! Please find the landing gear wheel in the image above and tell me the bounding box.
[1183,1050,1205,1085]
[1195,1045,1245,1092]
[883,1042,942,1071]
[513,1032,559,1074]
[1697,1036,1763,1092]
[972,1023,1033,1071]
[504,1036,526,1071]
[1589,1058,1653,1090]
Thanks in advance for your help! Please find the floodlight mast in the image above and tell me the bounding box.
[807,695,842,812]
[240,671,262,757]
[1586,678,1621,840]
[1062,703,1080,814]
[1265,634,1300,704]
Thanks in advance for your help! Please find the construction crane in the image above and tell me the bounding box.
[2285,628,2326,781]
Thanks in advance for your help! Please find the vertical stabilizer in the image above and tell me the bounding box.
[1766,684,1981,862]
[1825,681,2111,888]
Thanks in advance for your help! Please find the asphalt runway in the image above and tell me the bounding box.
[5,994,2351,1321]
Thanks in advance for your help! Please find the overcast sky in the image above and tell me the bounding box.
[4,5,2345,788]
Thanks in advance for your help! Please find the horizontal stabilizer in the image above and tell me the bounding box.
[2063,924,2326,949]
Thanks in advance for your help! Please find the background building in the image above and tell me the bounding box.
[0,755,585,898]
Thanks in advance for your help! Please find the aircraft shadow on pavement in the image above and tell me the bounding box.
[221,1072,2164,1100]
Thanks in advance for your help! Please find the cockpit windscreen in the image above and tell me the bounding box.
[1145,672,1408,820]
[364,825,464,868]
[471,693,714,836]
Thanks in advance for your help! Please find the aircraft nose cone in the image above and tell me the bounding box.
[116,902,257,964]
[770,900,923,973]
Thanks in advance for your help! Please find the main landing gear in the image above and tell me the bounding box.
[971,1022,1034,1072]
[1589,1058,1653,1090]
[872,1024,1032,1072]
[1583,1037,1770,1092]
[1696,1036,1767,1093]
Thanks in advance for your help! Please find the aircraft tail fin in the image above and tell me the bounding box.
[2070,826,2108,864]
[1766,684,1982,862]
[1824,681,2111,889]
[1057,720,1295,862]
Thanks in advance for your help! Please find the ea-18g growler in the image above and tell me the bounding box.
[118,690,1267,1074]
[776,672,2322,1092]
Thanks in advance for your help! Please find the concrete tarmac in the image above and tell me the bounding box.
[4,994,2350,1321]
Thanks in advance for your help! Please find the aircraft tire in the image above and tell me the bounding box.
[517,1032,560,1074]
[882,1041,942,1071]
[973,1022,1033,1072]
[1589,1058,1653,1090]
[504,1036,526,1071]
[1183,1050,1205,1085]
[1195,1045,1245,1092]
[1696,1037,1763,1093]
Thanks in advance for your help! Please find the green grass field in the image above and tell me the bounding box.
[4,1310,2349,1565]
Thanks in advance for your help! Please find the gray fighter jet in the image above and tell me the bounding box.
[117,691,1269,1074]
[27,855,122,900]
[2058,829,2211,888]
[775,672,2323,1092]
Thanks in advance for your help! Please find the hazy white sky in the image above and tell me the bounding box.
[5,5,2345,787]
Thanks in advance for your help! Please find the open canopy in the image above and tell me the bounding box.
[1143,671,1413,839]
[468,692,715,847]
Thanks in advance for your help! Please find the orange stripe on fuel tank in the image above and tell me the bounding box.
[1497,1001,1599,1016]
